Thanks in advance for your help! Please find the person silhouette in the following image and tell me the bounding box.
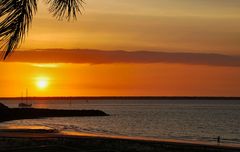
[217,136,221,144]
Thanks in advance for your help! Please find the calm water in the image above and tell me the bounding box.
[1,99,240,144]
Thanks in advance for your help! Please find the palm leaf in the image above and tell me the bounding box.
[47,0,84,20]
[0,0,84,60]
[0,0,37,59]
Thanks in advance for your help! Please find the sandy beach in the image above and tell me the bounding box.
[0,126,240,152]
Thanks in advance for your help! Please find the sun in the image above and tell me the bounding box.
[36,79,48,89]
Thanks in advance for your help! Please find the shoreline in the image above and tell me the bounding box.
[0,128,240,152]
[0,103,109,123]
[59,131,240,149]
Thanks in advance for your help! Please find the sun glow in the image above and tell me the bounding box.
[36,78,49,89]
[31,64,60,68]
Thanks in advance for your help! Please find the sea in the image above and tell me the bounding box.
[0,99,240,145]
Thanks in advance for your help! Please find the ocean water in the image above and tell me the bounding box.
[1,99,240,145]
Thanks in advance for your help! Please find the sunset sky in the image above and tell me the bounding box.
[1,0,240,97]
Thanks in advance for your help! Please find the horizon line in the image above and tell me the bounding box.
[1,96,240,100]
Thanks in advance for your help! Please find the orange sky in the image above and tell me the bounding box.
[21,0,240,54]
[1,60,240,97]
[1,0,240,97]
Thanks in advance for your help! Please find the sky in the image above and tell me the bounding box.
[1,0,240,97]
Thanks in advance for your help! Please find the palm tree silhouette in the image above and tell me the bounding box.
[0,0,84,59]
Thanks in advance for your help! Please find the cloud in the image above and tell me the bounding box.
[3,49,240,67]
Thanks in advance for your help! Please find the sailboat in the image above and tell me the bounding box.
[19,89,32,108]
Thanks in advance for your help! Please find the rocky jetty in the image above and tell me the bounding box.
[0,103,109,122]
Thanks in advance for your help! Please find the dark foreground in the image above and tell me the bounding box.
[0,103,108,122]
[0,133,240,152]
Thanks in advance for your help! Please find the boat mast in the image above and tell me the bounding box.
[26,88,28,104]
[21,91,23,103]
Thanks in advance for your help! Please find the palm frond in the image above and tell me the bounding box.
[47,0,84,21]
[0,0,37,59]
[0,0,84,59]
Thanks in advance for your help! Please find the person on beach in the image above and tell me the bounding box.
[217,136,221,144]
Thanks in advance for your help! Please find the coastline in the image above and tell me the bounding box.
[1,103,239,151]
[0,127,240,152]
[0,103,109,123]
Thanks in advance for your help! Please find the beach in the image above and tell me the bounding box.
[1,99,240,145]
[0,126,240,152]
[1,99,240,151]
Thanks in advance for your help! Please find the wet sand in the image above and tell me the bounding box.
[0,127,240,152]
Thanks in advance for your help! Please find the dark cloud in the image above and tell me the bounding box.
[3,49,240,67]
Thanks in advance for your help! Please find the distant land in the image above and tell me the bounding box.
[0,96,240,100]
[0,103,109,122]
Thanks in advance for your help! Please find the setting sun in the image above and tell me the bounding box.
[36,79,48,89]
